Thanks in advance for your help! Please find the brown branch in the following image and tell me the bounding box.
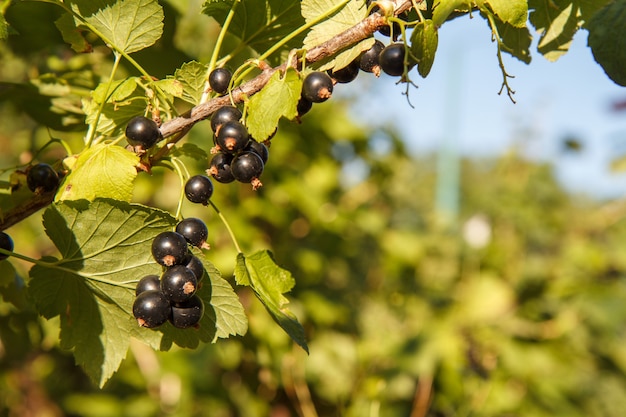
[0,0,414,231]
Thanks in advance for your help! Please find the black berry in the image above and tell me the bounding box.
[151,231,189,267]
[209,67,232,95]
[208,152,235,184]
[296,97,313,118]
[133,290,171,328]
[216,120,250,154]
[161,265,198,303]
[359,40,384,76]
[185,175,214,204]
[175,218,208,248]
[302,71,334,103]
[379,43,406,76]
[27,163,59,193]
[231,151,264,188]
[170,295,204,329]
[185,255,205,282]
[210,106,242,133]
[246,140,269,164]
[0,232,13,261]
[135,274,161,296]
[328,59,360,84]
[125,116,162,150]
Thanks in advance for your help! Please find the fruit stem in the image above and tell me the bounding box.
[169,156,189,221]
[207,200,243,254]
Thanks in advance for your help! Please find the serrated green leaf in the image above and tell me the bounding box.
[588,0,626,86]
[432,0,473,26]
[172,61,208,105]
[27,199,246,386]
[302,0,373,71]
[235,250,308,353]
[172,143,208,161]
[92,78,138,103]
[0,13,8,40]
[56,143,139,202]
[68,0,164,54]
[487,12,532,64]
[82,93,147,136]
[202,0,305,64]
[247,68,302,141]
[55,12,91,53]
[410,20,439,78]
[153,79,184,99]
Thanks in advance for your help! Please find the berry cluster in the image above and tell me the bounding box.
[207,106,267,190]
[132,218,209,329]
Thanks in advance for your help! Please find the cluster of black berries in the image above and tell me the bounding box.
[132,217,209,329]
[207,104,268,190]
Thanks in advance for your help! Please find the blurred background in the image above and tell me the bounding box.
[2,1,626,416]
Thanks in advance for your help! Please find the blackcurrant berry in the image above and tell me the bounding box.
[170,295,204,329]
[125,116,162,150]
[296,97,313,118]
[302,71,334,103]
[185,175,214,204]
[379,43,406,76]
[208,152,235,184]
[210,106,242,133]
[185,255,205,282]
[175,218,208,248]
[27,163,59,193]
[246,140,269,164]
[231,152,264,188]
[359,40,384,76]
[0,232,13,261]
[135,274,160,296]
[328,59,360,84]
[208,67,232,95]
[161,265,198,303]
[133,290,171,328]
[151,231,189,267]
[216,120,250,154]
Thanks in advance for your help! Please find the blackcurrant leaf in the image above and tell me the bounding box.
[410,20,439,78]
[235,250,308,353]
[172,60,208,105]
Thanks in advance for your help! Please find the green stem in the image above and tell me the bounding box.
[169,156,189,221]
[85,52,122,147]
[208,200,243,254]
[234,0,352,84]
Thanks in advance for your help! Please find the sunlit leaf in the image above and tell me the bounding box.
[410,20,439,78]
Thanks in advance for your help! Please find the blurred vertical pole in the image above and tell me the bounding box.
[435,46,462,230]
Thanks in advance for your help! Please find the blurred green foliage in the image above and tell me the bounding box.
[2,0,626,416]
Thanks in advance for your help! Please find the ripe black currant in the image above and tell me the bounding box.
[125,116,162,150]
[296,97,313,118]
[151,231,189,267]
[135,274,161,296]
[185,175,214,204]
[302,71,334,103]
[133,290,171,328]
[328,59,360,84]
[359,40,385,76]
[231,152,264,189]
[216,120,250,154]
[379,43,406,76]
[185,255,205,282]
[160,265,198,303]
[246,140,269,164]
[208,67,232,95]
[208,152,235,184]
[175,218,208,248]
[210,106,242,133]
[27,163,59,193]
[0,232,13,261]
[170,295,204,329]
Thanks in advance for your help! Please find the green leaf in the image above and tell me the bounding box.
[410,20,439,78]
[173,61,208,105]
[235,250,308,353]
[302,0,373,71]
[56,143,139,202]
[27,199,246,386]
[482,0,528,28]
[153,78,184,99]
[489,14,532,64]
[92,78,138,103]
[588,0,626,86]
[82,84,148,136]
[55,12,91,53]
[172,143,208,161]
[202,0,305,64]
[432,0,474,26]
[68,0,164,54]
[247,68,302,141]
[528,0,610,61]
[0,13,7,40]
